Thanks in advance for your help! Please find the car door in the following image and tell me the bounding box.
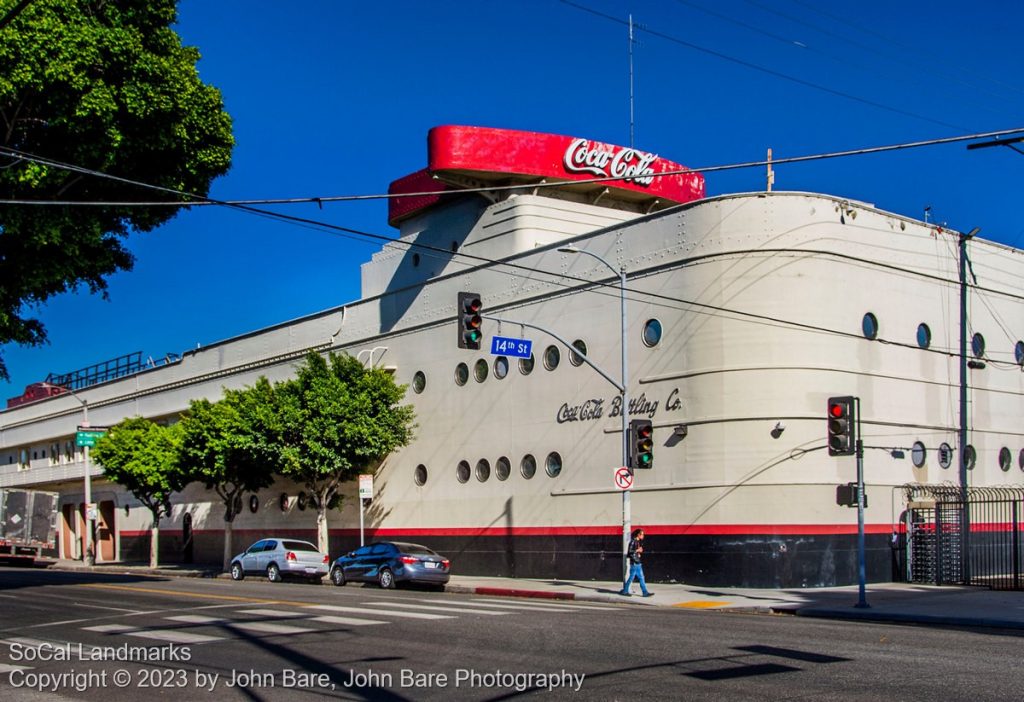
[366,543,393,580]
[257,540,278,570]
[241,540,267,573]
[343,545,373,581]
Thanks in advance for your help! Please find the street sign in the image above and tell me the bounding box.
[358,474,373,499]
[490,336,533,359]
[75,430,105,448]
[614,467,633,491]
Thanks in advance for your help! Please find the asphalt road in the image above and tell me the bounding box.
[0,567,1021,701]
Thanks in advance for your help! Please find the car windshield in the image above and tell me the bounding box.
[282,540,319,552]
[395,544,437,556]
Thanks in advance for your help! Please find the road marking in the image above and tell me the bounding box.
[236,609,306,618]
[83,623,221,644]
[0,664,30,674]
[363,601,507,616]
[2,637,102,657]
[165,615,226,624]
[83,624,133,633]
[310,615,388,627]
[230,621,314,635]
[673,601,729,609]
[305,604,452,620]
[426,599,579,612]
[77,583,313,608]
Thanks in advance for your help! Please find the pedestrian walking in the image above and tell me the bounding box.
[620,528,653,597]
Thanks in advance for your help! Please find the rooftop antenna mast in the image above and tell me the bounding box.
[629,14,635,148]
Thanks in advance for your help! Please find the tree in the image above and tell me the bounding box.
[0,0,233,378]
[276,352,416,554]
[91,416,188,568]
[177,379,279,570]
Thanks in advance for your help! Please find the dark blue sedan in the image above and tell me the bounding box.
[330,541,450,589]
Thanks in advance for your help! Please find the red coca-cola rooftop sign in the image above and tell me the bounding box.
[388,126,704,226]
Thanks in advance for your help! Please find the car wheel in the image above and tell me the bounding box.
[330,567,346,587]
[230,562,244,581]
[378,567,395,589]
[267,563,282,583]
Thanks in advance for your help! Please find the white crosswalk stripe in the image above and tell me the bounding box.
[362,601,508,615]
[0,663,31,674]
[310,615,388,627]
[83,623,222,644]
[423,599,579,612]
[476,598,614,611]
[305,604,452,620]
[166,615,225,624]
[236,609,307,618]
[230,621,314,635]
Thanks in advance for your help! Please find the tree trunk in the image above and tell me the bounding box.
[222,518,234,572]
[149,509,160,569]
[317,503,329,556]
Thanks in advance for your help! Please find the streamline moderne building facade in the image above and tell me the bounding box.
[2,126,1022,587]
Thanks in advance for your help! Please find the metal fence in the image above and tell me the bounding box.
[902,483,1024,590]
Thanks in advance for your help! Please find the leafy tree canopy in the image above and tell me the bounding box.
[91,415,187,521]
[0,0,234,378]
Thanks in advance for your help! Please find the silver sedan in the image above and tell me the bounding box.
[229,538,329,582]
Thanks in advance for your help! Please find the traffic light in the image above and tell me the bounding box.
[458,292,483,350]
[629,419,654,469]
[827,396,857,456]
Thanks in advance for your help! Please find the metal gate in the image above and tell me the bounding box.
[903,484,1024,590]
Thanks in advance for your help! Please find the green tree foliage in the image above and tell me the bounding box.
[177,378,279,570]
[277,352,416,554]
[0,0,234,378]
[91,416,188,567]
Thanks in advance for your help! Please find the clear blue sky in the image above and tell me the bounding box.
[3,0,1023,398]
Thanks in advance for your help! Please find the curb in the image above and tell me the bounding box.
[794,608,1024,631]
[46,562,222,579]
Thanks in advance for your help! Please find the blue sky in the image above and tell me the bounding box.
[3,0,1023,398]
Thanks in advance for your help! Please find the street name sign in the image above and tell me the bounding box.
[490,336,533,359]
[76,430,106,448]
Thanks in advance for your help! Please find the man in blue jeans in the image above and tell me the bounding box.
[620,528,654,597]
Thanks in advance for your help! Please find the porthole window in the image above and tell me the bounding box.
[475,459,491,482]
[911,441,927,468]
[972,333,985,358]
[474,359,489,383]
[412,371,426,394]
[545,452,563,478]
[249,495,259,513]
[963,445,977,471]
[862,312,879,340]
[279,493,289,512]
[938,443,953,469]
[916,323,931,350]
[1016,341,1024,366]
[1019,449,1024,472]
[569,340,587,366]
[456,460,471,483]
[521,454,537,479]
[999,447,1012,472]
[494,356,509,379]
[519,354,535,375]
[297,492,307,511]
[643,319,663,348]
[414,464,428,486]
[495,456,511,481]
[455,363,469,386]
[543,345,560,371]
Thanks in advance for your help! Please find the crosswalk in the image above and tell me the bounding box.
[1,596,618,655]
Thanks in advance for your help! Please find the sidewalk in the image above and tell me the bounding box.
[41,559,1024,631]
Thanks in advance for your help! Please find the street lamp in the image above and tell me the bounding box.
[558,245,631,580]
[64,389,94,566]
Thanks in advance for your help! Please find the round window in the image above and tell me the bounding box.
[570,339,587,367]
[412,371,426,394]
[643,319,663,347]
[519,354,535,375]
[544,345,560,371]
[521,454,537,479]
[297,492,307,511]
[1016,341,1024,366]
[456,460,471,483]
[938,443,953,469]
[414,464,428,486]
[476,459,491,482]
[972,333,985,358]
[545,452,562,478]
[963,445,977,471]
[911,441,927,468]
[495,456,511,481]
[279,493,289,512]
[916,323,931,350]
[999,447,1011,472]
[249,495,259,513]
[455,363,469,386]
[494,356,509,379]
[862,312,879,340]
[1019,448,1024,472]
[474,359,489,383]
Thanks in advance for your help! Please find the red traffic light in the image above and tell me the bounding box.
[829,403,846,418]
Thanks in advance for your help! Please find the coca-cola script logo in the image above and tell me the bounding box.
[562,138,658,187]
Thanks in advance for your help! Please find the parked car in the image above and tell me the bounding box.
[229,538,329,583]
[330,541,450,589]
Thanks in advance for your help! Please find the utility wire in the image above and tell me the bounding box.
[2,126,1023,208]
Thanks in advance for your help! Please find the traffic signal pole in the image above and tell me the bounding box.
[855,432,869,609]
